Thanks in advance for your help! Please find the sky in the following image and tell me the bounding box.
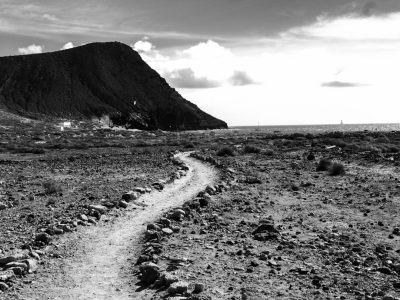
[1,0,400,126]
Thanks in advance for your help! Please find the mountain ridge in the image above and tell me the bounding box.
[0,42,227,130]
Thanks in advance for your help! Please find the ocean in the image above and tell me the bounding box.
[230,123,400,133]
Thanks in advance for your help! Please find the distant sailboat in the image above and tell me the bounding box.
[340,120,344,126]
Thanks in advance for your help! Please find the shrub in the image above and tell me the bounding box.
[216,147,235,157]
[184,142,195,149]
[243,145,261,154]
[43,181,62,195]
[316,158,332,172]
[262,149,275,156]
[328,162,346,176]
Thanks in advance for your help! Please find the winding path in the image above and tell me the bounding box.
[15,152,217,300]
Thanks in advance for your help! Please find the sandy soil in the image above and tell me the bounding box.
[4,153,217,300]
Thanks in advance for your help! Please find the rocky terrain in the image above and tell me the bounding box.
[1,113,400,299]
[0,42,227,130]
[133,130,400,300]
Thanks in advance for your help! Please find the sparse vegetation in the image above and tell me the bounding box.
[243,144,261,154]
[43,181,63,195]
[216,146,235,157]
[316,158,332,172]
[328,162,346,176]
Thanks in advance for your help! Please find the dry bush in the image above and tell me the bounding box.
[243,145,261,154]
[328,162,346,176]
[216,147,235,157]
[316,158,332,172]
[43,181,62,195]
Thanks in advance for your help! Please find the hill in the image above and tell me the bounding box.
[0,42,227,130]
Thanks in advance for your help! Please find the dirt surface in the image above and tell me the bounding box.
[3,153,217,300]
[140,134,400,300]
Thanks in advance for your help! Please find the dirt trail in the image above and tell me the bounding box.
[13,152,217,300]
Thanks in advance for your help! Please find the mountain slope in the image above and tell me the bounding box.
[0,42,227,130]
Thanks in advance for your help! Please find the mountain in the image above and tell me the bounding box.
[0,42,227,130]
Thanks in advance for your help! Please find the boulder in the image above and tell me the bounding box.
[118,200,128,208]
[162,228,173,235]
[35,232,52,245]
[122,191,139,202]
[25,259,38,273]
[88,205,107,214]
[0,202,6,210]
[139,262,160,284]
[168,281,189,294]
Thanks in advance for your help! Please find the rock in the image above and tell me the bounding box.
[137,255,150,265]
[168,281,189,294]
[118,200,128,208]
[161,272,179,286]
[393,227,400,235]
[199,198,209,208]
[79,214,88,221]
[5,261,28,271]
[147,223,161,231]
[135,187,146,194]
[29,251,40,260]
[0,257,17,267]
[11,267,25,275]
[0,202,6,210]
[88,205,107,214]
[0,270,15,282]
[194,283,205,293]
[35,232,52,245]
[146,230,161,242]
[122,191,139,202]
[162,228,173,235]
[152,182,164,191]
[307,153,315,161]
[382,295,396,300]
[252,220,280,241]
[377,267,392,275]
[99,199,115,208]
[244,177,262,184]
[170,209,185,221]
[0,282,9,291]
[139,262,160,284]
[25,259,38,273]
[205,185,216,195]
[393,281,400,289]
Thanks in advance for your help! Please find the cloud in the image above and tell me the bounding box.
[284,11,400,41]
[181,40,232,60]
[61,42,74,50]
[321,81,364,88]
[131,40,154,53]
[164,68,219,89]
[17,44,44,55]
[362,2,377,17]
[230,71,256,86]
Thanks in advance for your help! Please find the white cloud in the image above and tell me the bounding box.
[131,40,154,53]
[133,13,400,125]
[61,42,74,50]
[164,68,220,89]
[17,44,44,55]
[284,12,400,42]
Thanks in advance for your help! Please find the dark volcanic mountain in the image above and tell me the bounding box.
[0,42,227,130]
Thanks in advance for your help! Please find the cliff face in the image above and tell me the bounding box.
[0,42,227,130]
